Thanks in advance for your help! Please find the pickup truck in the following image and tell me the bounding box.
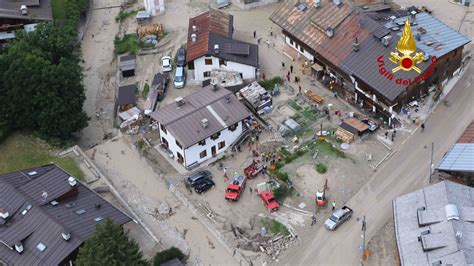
[259,191,279,212]
[324,206,353,230]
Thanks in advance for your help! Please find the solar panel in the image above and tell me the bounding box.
[226,43,250,55]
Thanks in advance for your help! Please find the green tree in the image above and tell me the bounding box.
[0,17,88,143]
[76,218,148,266]
[153,247,186,266]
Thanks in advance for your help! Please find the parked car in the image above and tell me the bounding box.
[176,47,186,67]
[161,56,172,72]
[324,206,353,230]
[186,170,212,187]
[194,178,215,194]
[173,66,186,89]
[217,0,230,9]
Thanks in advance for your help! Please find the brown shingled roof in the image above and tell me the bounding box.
[458,122,474,144]
[186,9,233,62]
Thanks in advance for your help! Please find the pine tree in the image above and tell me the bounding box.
[76,218,148,266]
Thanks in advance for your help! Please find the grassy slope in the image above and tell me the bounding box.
[0,134,84,180]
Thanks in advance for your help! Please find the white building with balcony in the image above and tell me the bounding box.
[150,86,251,169]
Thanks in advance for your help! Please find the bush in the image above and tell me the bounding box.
[142,83,150,98]
[153,247,186,266]
[114,34,140,55]
[273,185,292,203]
[258,76,283,91]
[315,163,328,174]
[280,147,291,157]
[284,149,307,164]
[273,161,284,170]
[274,171,289,182]
[115,9,135,22]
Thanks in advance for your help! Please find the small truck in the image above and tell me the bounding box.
[259,190,279,212]
[324,206,353,230]
[225,175,247,201]
[244,160,265,179]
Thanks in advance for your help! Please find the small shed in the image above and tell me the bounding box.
[136,11,151,24]
[117,84,136,111]
[152,72,168,101]
[340,118,369,136]
[119,55,136,77]
[335,127,355,143]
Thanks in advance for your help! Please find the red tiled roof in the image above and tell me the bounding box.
[458,122,474,143]
[186,9,233,62]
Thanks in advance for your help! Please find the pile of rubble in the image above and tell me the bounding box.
[258,234,297,261]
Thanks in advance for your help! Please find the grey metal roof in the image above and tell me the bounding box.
[0,164,131,266]
[0,0,52,21]
[150,86,251,148]
[117,84,136,105]
[384,12,471,58]
[393,181,474,266]
[119,55,136,72]
[208,32,258,67]
[436,144,474,173]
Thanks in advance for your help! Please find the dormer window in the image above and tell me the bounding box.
[211,132,221,140]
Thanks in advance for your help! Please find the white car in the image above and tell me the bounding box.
[161,56,172,72]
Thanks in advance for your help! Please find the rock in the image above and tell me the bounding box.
[158,202,170,214]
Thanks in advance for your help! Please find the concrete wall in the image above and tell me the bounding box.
[285,36,314,61]
[193,56,256,81]
[184,121,243,167]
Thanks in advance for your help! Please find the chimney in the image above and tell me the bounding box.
[15,243,24,254]
[191,33,196,43]
[62,232,71,241]
[214,44,219,54]
[410,10,417,21]
[20,5,27,15]
[201,119,209,128]
[68,176,77,187]
[415,33,421,41]
[175,96,184,107]
[325,27,334,38]
[192,25,197,33]
[352,37,359,52]
[389,15,397,25]
[41,191,48,202]
[95,203,101,209]
[381,35,391,47]
[313,0,321,8]
[332,0,342,7]
[0,210,9,220]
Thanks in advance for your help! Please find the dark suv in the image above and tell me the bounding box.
[194,178,215,194]
[176,47,186,67]
[186,170,212,187]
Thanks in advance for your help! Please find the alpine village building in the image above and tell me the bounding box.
[270,0,470,125]
[150,85,251,169]
[186,9,259,81]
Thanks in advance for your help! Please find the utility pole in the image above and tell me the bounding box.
[360,215,367,265]
[429,142,434,183]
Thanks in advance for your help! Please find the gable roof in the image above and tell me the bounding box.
[458,122,474,144]
[150,86,251,148]
[0,164,131,265]
[207,32,259,67]
[186,9,233,62]
[0,0,53,21]
[393,181,474,265]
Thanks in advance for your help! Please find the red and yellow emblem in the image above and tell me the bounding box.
[389,19,424,73]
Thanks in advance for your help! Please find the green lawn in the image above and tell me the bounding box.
[51,0,66,20]
[307,140,346,159]
[261,218,290,236]
[0,134,84,180]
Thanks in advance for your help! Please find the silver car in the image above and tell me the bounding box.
[324,206,353,230]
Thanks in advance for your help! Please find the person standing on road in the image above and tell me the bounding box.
[421,123,425,132]
[331,201,336,211]
[253,31,256,38]
[282,62,285,68]
[385,131,389,139]
[223,167,229,180]
[311,214,317,226]
[290,65,293,73]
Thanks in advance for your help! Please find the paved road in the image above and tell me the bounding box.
[278,60,474,265]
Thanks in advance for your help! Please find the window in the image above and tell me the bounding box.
[204,71,211,78]
[218,141,225,149]
[289,39,294,45]
[454,50,457,56]
[219,59,226,66]
[65,202,76,208]
[36,243,46,252]
[199,139,206,146]
[211,132,221,140]
[205,58,213,65]
[228,123,238,132]
[160,124,167,134]
[94,216,104,222]
[300,46,304,53]
[175,140,183,149]
[200,150,207,158]
[75,209,86,215]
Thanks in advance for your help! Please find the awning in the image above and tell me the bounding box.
[311,62,324,71]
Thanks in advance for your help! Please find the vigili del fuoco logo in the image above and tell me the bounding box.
[377,19,437,86]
